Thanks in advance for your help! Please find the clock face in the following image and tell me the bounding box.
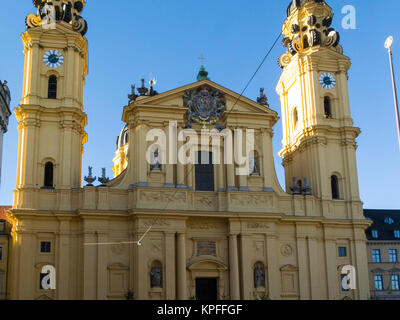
[319,72,336,90]
[43,50,64,69]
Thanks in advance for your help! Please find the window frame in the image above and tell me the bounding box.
[47,75,57,99]
[374,275,384,291]
[391,274,400,291]
[388,249,398,263]
[394,230,400,239]
[371,230,379,239]
[338,246,347,258]
[194,151,215,192]
[43,162,55,189]
[40,241,52,254]
[331,175,340,200]
[372,249,382,263]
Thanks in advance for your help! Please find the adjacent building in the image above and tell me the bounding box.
[0,80,11,187]
[364,210,400,300]
[0,206,12,300]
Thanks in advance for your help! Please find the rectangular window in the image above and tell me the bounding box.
[372,249,381,263]
[195,151,215,192]
[0,221,5,231]
[372,230,379,239]
[338,247,347,257]
[389,249,398,263]
[374,275,384,291]
[40,241,51,253]
[395,230,400,239]
[0,245,3,261]
[392,275,400,291]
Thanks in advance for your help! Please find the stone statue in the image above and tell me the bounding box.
[150,265,162,288]
[254,263,265,288]
[150,149,161,171]
[249,157,259,175]
[257,88,269,106]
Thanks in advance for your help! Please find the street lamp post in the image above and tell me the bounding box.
[385,36,400,152]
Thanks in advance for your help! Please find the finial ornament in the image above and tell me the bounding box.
[279,0,340,69]
[290,177,301,195]
[199,54,207,66]
[128,85,138,103]
[84,166,96,186]
[98,168,110,186]
[257,88,269,106]
[26,1,88,36]
[302,177,312,195]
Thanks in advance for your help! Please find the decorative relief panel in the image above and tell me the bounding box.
[139,190,186,203]
[231,194,273,207]
[281,244,294,257]
[142,219,170,228]
[197,241,217,257]
[195,195,217,210]
[247,222,270,229]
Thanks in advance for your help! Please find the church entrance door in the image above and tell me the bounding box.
[196,278,218,300]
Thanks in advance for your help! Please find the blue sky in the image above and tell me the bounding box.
[0,0,399,209]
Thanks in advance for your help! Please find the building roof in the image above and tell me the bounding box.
[0,206,12,222]
[364,209,400,241]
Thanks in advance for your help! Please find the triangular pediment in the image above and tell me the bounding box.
[128,80,278,118]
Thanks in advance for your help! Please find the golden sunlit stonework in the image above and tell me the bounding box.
[7,0,371,300]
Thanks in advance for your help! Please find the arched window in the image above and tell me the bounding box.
[48,76,57,99]
[331,175,339,200]
[44,162,54,188]
[324,96,332,119]
[293,108,298,129]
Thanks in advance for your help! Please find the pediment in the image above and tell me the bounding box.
[124,80,278,122]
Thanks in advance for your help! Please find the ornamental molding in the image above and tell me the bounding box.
[183,86,226,128]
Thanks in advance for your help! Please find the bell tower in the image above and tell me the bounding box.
[276,0,362,217]
[14,0,88,208]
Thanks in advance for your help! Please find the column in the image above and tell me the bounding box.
[177,233,187,300]
[177,133,186,188]
[164,125,174,188]
[57,219,71,299]
[353,236,370,300]
[307,236,319,299]
[83,231,97,299]
[137,123,148,186]
[229,234,240,299]
[324,238,339,300]
[296,235,310,300]
[227,139,236,191]
[239,235,252,299]
[261,129,274,191]
[165,232,176,299]
[266,234,280,299]
[97,232,108,300]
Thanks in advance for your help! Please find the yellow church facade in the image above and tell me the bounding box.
[7,0,371,300]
